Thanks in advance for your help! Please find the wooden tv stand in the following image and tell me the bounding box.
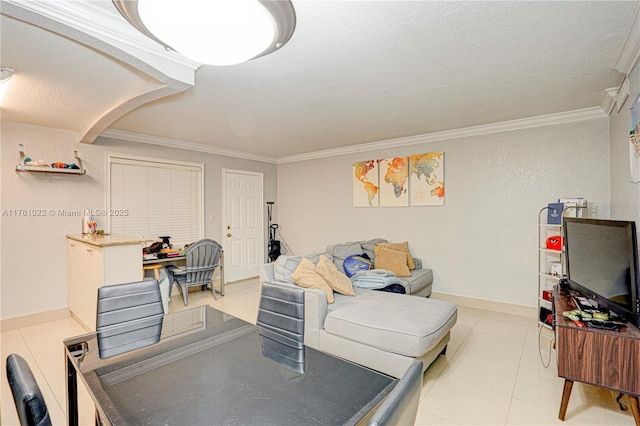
[553,287,640,425]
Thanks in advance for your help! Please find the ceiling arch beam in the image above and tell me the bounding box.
[1,0,201,144]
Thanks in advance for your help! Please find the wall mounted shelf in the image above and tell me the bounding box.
[16,144,86,175]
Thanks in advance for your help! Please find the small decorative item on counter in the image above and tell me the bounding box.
[51,162,69,168]
[82,213,90,234]
[83,213,97,235]
[144,241,163,254]
[180,243,192,255]
[159,236,172,249]
[88,216,97,235]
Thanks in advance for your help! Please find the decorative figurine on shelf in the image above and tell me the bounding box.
[546,235,563,251]
[546,261,562,277]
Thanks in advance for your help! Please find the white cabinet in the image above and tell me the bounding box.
[67,235,149,330]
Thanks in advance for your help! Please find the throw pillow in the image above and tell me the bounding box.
[304,252,326,265]
[316,255,355,296]
[326,242,363,272]
[274,255,303,282]
[342,253,373,278]
[376,242,416,270]
[291,257,335,304]
[373,246,411,277]
[360,238,388,260]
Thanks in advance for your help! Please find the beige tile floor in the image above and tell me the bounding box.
[1,278,636,425]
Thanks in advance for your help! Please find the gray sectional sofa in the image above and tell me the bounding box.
[328,238,435,296]
[275,238,434,297]
[259,238,458,378]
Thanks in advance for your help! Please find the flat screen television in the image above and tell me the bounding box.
[563,217,640,326]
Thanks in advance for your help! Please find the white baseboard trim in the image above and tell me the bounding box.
[69,312,93,332]
[431,292,537,318]
[0,291,537,331]
[1,308,71,332]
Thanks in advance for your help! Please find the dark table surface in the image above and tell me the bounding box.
[64,306,396,425]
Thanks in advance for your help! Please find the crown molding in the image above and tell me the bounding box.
[601,87,618,116]
[616,76,630,113]
[103,107,605,165]
[277,107,607,164]
[614,3,640,75]
[100,129,278,164]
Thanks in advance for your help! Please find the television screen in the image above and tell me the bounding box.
[564,218,639,325]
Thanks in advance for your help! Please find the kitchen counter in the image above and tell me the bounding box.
[67,234,153,330]
[66,234,154,248]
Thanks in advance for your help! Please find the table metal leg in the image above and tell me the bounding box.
[66,354,78,426]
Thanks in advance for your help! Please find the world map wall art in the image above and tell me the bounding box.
[352,152,444,207]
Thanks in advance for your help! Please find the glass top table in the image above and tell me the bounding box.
[64,306,396,425]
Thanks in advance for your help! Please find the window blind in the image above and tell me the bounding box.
[109,157,203,247]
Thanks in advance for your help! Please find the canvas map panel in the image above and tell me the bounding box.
[379,157,409,207]
[353,160,379,207]
[410,152,444,206]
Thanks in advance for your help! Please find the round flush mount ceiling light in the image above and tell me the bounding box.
[112,0,296,66]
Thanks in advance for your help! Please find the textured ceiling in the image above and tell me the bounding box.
[1,1,639,159]
[0,14,151,132]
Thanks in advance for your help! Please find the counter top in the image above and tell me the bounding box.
[66,234,154,248]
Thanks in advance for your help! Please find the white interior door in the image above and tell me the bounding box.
[222,170,264,283]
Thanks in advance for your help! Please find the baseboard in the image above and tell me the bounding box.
[69,312,93,332]
[0,289,535,331]
[431,292,537,318]
[1,308,71,332]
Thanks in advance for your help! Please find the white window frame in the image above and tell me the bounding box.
[106,153,204,247]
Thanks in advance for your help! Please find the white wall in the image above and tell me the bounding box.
[610,61,640,223]
[277,119,610,308]
[1,113,619,319]
[0,122,277,321]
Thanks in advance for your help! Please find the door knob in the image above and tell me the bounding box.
[227,233,232,237]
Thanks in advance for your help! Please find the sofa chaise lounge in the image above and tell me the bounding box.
[260,238,458,378]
